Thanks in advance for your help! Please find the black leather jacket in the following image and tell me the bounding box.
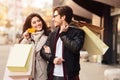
[40,26,85,79]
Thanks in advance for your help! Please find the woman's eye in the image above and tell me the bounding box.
[32,21,36,24]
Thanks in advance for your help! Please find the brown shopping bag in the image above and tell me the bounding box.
[81,26,109,55]
[6,44,33,72]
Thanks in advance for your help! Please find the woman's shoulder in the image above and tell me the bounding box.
[42,34,48,39]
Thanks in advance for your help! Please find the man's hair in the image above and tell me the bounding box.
[53,5,73,24]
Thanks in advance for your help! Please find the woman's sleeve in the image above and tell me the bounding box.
[40,32,55,63]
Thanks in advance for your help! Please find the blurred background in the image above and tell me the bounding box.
[1,0,120,80]
[0,0,120,64]
[0,0,54,44]
[1,0,120,64]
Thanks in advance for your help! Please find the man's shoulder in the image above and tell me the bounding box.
[48,27,59,36]
[69,25,84,33]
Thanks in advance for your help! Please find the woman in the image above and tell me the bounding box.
[19,13,50,80]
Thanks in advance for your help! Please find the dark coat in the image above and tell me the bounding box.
[40,26,85,80]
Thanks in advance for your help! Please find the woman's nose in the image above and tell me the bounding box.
[52,18,55,21]
[36,22,40,26]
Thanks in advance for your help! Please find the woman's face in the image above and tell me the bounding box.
[31,16,43,31]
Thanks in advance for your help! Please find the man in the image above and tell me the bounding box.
[40,5,85,80]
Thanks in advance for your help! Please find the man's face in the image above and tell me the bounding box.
[52,11,63,27]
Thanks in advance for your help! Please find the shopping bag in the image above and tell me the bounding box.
[8,47,34,78]
[81,26,109,55]
[6,44,33,72]
[3,44,35,80]
[3,68,30,80]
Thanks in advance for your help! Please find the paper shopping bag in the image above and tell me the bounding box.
[7,44,33,72]
[81,26,109,55]
[9,47,34,78]
[3,68,30,80]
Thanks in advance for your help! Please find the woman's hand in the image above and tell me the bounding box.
[43,45,51,53]
[23,30,30,39]
[43,45,65,65]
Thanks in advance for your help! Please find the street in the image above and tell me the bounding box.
[0,45,12,79]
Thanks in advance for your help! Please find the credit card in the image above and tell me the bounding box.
[27,28,36,33]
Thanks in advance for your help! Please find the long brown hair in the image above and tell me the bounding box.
[22,13,49,36]
[19,13,50,43]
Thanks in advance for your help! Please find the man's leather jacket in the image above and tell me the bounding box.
[40,26,85,79]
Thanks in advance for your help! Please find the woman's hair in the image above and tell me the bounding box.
[19,13,50,43]
[53,5,73,24]
[22,13,49,36]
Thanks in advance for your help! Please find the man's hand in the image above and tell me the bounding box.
[59,25,69,33]
[53,57,64,65]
